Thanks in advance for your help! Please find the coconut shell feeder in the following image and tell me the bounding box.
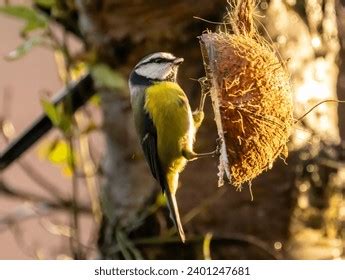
[199,0,294,187]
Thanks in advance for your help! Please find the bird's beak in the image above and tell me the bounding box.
[173,57,184,65]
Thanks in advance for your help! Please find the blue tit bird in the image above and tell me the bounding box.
[128,52,208,243]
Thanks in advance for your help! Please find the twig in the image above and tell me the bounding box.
[182,187,227,225]
[17,160,66,201]
[123,234,283,260]
[0,203,51,233]
[68,135,82,259]
[60,30,83,259]
[116,229,143,260]
[116,229,133,260]
[75,113,102,224]
[39,217,98,253]
[161,187,226,238]
[295,99,345,124]
[0,180,91,214]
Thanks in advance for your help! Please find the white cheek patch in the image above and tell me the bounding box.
[135,63,171,80]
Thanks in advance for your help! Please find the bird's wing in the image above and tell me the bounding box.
[141,111,161,182]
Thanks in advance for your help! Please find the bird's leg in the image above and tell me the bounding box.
[192,80,210,131]
[182,144,221,161]
[192,110,204,131]
[188,80,218,161]
[195,150,218,158]
[198,83,209,112]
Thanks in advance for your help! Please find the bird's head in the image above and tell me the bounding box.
[132,52,184,82]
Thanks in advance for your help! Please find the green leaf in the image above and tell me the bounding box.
[41,99,60,127]
[34,0,56,8]
[41,99,73,134]
[6,36,43,60]
[0,5,48,34]
[58,108,72,134]
[91,64,126,90]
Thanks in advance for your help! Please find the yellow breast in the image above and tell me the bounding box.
[144,81,194,170]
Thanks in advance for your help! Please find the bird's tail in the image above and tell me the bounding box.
[165,186,185,243]
[160,172,185,243]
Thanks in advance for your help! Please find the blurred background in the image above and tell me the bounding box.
[0,0,345,259]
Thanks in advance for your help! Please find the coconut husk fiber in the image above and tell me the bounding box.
[200,0,293,187]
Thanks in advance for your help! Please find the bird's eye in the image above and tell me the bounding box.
[154,58,163,63]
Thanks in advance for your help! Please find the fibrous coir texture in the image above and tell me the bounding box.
[200,0,293,187]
